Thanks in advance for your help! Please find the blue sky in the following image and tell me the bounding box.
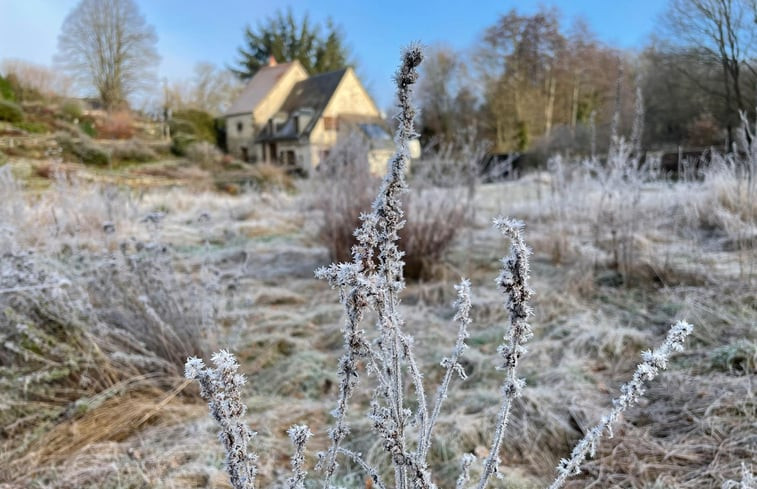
[0,0,666,108]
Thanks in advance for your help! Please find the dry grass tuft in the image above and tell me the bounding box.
[12,381,202,473]
[575,373,755,488]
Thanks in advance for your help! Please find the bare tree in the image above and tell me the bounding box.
[56,0,159,110]
[663,0,757,144]
[417,44,472,143]
[165,63,244,116]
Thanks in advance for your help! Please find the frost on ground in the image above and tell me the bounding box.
[0,138,755,489]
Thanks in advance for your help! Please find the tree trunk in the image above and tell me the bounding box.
[545,73,556,136]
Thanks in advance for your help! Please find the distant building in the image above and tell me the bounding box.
[223,57,392,175]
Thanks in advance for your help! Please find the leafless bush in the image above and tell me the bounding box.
[587,137,662,284]
[106,138,158,163]
[186,140,223,167]
[311,136,378,264]
[97,110,136,139]
[312,131,472,279]
[402,187,468,278]
[0,168,222,478]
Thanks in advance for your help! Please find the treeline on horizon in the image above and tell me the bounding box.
[2,0,754,158]
[417,1,757,157]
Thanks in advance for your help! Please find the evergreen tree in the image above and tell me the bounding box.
[233,9,351,79]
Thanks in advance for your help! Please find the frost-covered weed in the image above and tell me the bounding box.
[0,165,228,476]
[542,108,756,285]
[548,320,693,489]
[185,351,258,489]
[538,78,661,283]
[587,73,660,283]
[722,463,757,489]
[188,45,695,489]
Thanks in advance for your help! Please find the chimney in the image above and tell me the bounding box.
[268,55,277,67]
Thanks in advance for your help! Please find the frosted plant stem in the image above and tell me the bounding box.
[477,218,534,489]
[315,45,424,489]
[286,425,312,489]
[390,310,407,489]
[337,448,388,489]
[420,279,472,459]
[548,321,693,489]
[456,453,476,489]
[317,286,370,486]
[185,351,257,489]
[173,43,698,489]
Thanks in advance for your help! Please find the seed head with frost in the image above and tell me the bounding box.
[548,320,694,489]
[185,351,258,489]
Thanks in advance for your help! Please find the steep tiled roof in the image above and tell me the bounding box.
[224,62,296,116]
[256,69,347,142]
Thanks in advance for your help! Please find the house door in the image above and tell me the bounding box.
[268,143,277,163]
[241,146,248,162]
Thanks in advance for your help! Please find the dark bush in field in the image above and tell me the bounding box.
[0,100,23,123]
[56,132,111,166]
[0,74,16,101]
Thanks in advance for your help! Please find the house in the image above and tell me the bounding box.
[223,57,392,174]
[224,58,308,162]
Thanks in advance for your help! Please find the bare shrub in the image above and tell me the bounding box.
[186,140,223,167]
[97,110,135,139]
[56,132,112,166]
[312,134,472,279]
[402,187,468,278]
[107,138,158,163]
[0,168,221,477]
[312,136,378,263]
[537,134,663,285]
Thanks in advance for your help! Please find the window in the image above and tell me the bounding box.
[237,121,243,133]
[323,116,338,131]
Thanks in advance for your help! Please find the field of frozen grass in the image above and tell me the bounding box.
[1,134,754,488]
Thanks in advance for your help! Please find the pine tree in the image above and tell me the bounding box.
[232,8,351,79]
